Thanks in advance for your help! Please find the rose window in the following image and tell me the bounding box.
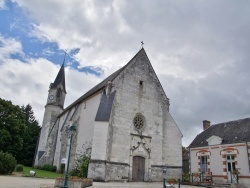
[133,115,145,130]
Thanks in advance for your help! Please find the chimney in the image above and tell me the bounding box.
[203,120,211,131]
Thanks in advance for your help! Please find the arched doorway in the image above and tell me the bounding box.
[132,156,145,181]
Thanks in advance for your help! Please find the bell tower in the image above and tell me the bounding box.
[34,63,67,166]
[47,63,67,107]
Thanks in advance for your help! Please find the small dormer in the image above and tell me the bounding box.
[206,135,222,146]
[106,81,112,96]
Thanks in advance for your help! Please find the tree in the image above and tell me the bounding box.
[182,146,188,154]
[0,98,40,166]
[0,99,26,160]
[20,104,40,166]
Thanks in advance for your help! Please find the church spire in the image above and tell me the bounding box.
[51,63,66,93]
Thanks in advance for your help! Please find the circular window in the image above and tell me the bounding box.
[133,115,145,130]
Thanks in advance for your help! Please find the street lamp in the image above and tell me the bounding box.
[64,125,76,188]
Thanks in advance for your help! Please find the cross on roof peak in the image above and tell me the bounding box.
[141,41,144,48]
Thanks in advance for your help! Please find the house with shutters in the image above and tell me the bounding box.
[34,48,183,182]
[188,119,250,187]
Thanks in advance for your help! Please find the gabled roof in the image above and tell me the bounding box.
[59,48,146,117]
[189,117,250,148]
[51,63,66,93]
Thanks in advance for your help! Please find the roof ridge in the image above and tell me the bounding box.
[58,48,146,117]
[212,117,250,126]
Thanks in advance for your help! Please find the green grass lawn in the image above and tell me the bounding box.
[23,166,63,179]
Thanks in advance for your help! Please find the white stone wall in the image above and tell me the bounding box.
[53,111,69,168]
[91,121,109,160]
[54,50,182,181]
[105,51,182,181]
[75,92,102,158]
[163,112,182,166]
[53,92,102,171]
[35,104,63,165]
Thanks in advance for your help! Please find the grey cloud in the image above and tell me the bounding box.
[9,0,250,146]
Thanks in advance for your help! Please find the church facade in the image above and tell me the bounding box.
[34,48,183,181]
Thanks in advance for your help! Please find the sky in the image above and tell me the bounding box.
[1,0,250,147]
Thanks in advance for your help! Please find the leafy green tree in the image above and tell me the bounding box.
[20,104,40,166]
[182,146,188,154]
[0,98,40,166]
[0,99,26,160]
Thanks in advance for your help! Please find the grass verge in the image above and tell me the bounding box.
[23,166,63,179]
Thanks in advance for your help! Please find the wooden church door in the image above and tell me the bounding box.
[132,156,145,181]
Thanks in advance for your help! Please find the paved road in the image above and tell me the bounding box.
[91,182,201,188]
[0,176,54,188]
[0,176,201,188]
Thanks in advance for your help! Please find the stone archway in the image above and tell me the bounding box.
[129,134,151,181]
[132,156,145,181]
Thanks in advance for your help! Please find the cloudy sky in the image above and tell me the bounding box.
[1,0,250,146]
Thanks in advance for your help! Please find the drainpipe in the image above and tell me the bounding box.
[189,147,191,180]
[246,142,250,173]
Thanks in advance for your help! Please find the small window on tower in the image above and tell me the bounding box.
[57,88,62,102]
[140,80,143,86]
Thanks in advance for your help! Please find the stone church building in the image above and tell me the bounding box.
[34,48,182,181]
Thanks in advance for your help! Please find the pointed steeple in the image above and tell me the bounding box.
[51,63,66,93]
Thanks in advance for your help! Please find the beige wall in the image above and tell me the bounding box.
[190,142,250,186]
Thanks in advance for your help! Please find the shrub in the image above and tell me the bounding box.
[16,164,24,172]
[34,164,57,172]
[69,154,90,178]
[52,165,57,172]
[43,164,51,171]
[33,165,41,169]
[60,163,65,174]
[182,173,190,182]
[0,151,17,175]
[79,155,90,178]
[69,168,80,177]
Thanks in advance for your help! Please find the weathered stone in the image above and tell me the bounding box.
[35,48,182,182]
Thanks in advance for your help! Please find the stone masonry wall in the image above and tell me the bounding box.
[106,50,182,181]
[151,166,182,181]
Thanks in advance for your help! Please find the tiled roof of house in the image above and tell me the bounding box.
[188,117,250,148]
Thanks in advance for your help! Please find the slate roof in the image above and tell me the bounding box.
[59,48,145,117]
[95,90,116,121]
[51,63,66,93]
[188,117,250,148]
